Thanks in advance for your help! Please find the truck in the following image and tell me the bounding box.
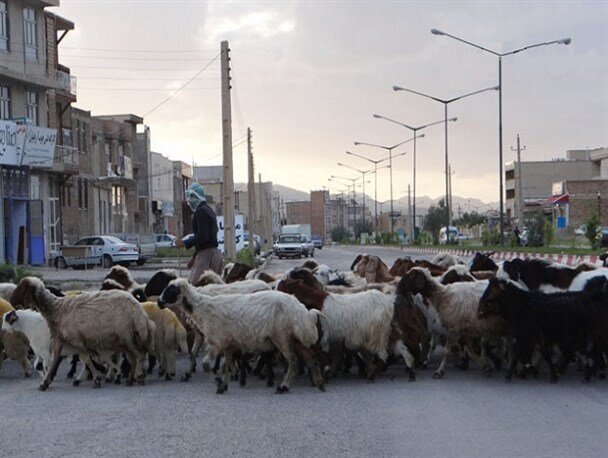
[281,224,311,241]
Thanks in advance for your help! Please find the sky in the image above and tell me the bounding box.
[55,0,607,203]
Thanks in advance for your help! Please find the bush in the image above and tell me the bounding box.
[481,228,500,246]
[235,248,255,267]
[543,218,555,246]
[586,214,600,249]
[526,213,546,247]
[0,263,39,283]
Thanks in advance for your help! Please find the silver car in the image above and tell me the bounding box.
[54,235,139,269]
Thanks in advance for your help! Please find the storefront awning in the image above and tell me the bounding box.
[544,194,569,206]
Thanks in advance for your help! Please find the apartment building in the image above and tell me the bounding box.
[0,0,78,264]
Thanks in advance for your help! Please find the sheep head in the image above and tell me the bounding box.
[287,268,325,291]
[100,278,126,291]
[157,279,192,313]
[104,265,134,290]
[2,310,18,330]
[144,269,178,297]
[477,278,505,319]
[398,268,432,296]
[131,287,148,302]
[11,277,45,309]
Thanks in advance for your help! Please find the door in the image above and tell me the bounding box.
[28,200,45,265]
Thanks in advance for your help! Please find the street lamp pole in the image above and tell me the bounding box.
[331,175,361,239]
[393,84,498,243]
[354,134,421,234]
[430,28,571,246]
[373,114,454,242]
[345,149,406,236]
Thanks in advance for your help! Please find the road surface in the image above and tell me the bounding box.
[2,245,606,457]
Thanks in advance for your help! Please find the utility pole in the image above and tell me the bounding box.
[407,184,412,241]
[511,134,526,227]
[448,164,454,226]
[247,127,257,256]
[220,40,235,260]
[258,173,267,250]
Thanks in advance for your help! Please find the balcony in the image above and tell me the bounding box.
[52,145,79,174]
[56,68,77,102]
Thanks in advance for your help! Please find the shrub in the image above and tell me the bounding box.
[0,263,39,283]
[526,213,546,247]
[586,214,600,249]
[543,218,555,246]
[235,248,255,267]
[481,228,500,246]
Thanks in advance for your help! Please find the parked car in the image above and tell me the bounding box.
[300,235,315,257]
[274,234,305,259]
[311,235,324,249]
[54,235,139,269]
[574,225,587,236]
[599,228,608,248]
[155,233,177,248]
[243,231,261,255]
[456,232,471,242]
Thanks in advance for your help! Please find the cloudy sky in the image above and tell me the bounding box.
[56,0,607,202]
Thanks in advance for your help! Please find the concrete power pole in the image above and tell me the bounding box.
[448,164,454,225]
[221,40,236,261]
[407,184,411,241]
[511,134,526,226]
[247,127,257,256]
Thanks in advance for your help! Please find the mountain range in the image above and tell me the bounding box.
[236,182,498,216]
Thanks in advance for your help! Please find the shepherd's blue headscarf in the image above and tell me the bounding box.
[186,182,206,211]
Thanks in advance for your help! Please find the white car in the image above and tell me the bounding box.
[574,225,586,236]
[155,233,177,248]
[54,235,139,269]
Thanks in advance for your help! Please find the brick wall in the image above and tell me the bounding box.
[566,180,608,227]
[286,201,311,224]
[310,190,326,237]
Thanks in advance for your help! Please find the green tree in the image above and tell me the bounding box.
[331,226,350,243]
[586,214,600,249]
[423,199,447,244]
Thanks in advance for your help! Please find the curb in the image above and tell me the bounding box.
[405,247,600,267]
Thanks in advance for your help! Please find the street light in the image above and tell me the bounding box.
[430,28,571,246]
[331,174,361,237]
[393,84,498,244]
[345,149,406,235]
[373,113,456,242]
[354,133,423,234]
[338,162,391,234]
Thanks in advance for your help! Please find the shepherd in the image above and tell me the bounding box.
[176,182,223,282]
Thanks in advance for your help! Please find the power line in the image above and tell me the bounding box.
[143,52,220,117]
[60,46,219,53]
[61,54,221,62]
[77,76,216,80]
[79,87,219,91]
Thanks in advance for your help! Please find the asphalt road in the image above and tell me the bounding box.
[2,246,607,457]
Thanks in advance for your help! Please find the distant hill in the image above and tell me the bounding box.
[235,183,310,202]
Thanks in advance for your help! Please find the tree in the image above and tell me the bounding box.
[586,214,600,249]
[330,226,350,243]
[423,199,447,244]
[454,211,487,229]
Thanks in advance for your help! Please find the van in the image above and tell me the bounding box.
[439,226,459,244]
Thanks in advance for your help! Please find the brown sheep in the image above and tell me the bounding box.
[0,298,32,377]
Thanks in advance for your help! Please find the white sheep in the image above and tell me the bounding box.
[399,267,506,378]
[158,278,326,394]
[14,277,155,390]
[432,252,464,269]
[0,282,16,302]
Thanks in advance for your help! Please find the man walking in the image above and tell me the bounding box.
[176,183,223,282]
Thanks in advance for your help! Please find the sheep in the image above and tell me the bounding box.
[439,265,476,285]
[276,278,416,381]
[244,270,277,284]
[157,278,326,394]
[352,255,394,283]
[15,277,155,390]
[399,267,506,378]
[223,263,254,283]
[194,270,225,287]
[301,260,319,271]
[432,252,464,269]
[0,298,32,377]
[478,278,608,382]
[140,302,188,380]
[0,283,16,302]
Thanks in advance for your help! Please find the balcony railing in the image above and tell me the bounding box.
[56,70,77,96]
[54,145,79,172]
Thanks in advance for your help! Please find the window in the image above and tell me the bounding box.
[0,1,8,51]
[23,7,36,60]
[62,184,72,207]
[0,85,9,119]
[25,90,38,125]
[78,178,88,209]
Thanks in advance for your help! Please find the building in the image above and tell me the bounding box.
[505,150,600,226]
[171,160,192,236]
[1,0,77,264]
[150,151,174,234]
[134,126,153,234]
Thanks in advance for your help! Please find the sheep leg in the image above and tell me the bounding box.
[463,336,492,376]
[293,340,325,391]
[539,344,559,383]
[215,350,233,394]
[433,338,450,379]
[72,360,90,386]
[360,350,378,382]
[78,353,104,388]
[147,354,157,375]
[394,340,416,381]
[165,348,176,381]
[19,354,33,378]
[40,340,63,391]
[264,351,275,387]
[276,340,298,394]
[66,354,79,379]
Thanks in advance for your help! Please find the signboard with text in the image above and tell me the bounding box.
[216,214,245,254]
[21,126,57,168]
[0,120,20,166]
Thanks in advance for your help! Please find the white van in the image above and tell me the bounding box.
[439,226,459,244]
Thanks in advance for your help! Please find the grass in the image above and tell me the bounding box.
[154,247,195,258]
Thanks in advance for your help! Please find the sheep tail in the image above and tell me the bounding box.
[133,314,155,353]
[294,309,325,348]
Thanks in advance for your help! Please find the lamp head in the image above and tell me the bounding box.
[419,133,425,138]
[450,117,458,122]
[431,28,445,36]
[492,86,500,91]
[354,142,362,145]
[372,114,381,119]
[559,38,571,45]
[392,85,403,92]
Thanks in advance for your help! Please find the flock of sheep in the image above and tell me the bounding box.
[1,250,607,394]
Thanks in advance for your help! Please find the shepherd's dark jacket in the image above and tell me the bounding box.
[184,202,218,251]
